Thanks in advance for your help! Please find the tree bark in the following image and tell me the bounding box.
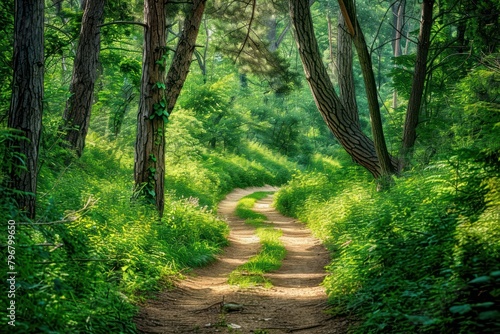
[134,0,206,216]
[289,0,385,178]
[7,0,44,218]
[63,0,104,157]
[392,0,405,109]
[134,0,167,215]
[337,12,359,125]
[399,0,434,170]
[165,0,206,114]
[345,6,397,177]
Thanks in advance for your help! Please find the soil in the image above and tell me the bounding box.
[135,186,350,333]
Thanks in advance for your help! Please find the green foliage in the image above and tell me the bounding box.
[275,153,500,333]
[235,192,270,220]
[228,192,286,288]
[178,75,244,150]
[0,0,13,116]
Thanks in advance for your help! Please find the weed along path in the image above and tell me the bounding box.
[135,186,348,333]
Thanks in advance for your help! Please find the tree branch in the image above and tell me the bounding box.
[337,0,355,36]
[235,0,256,61]
[99,21,147,29]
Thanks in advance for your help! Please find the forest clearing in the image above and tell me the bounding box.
[1,0,499,333]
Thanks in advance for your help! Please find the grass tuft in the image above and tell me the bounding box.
[228,192,286,288]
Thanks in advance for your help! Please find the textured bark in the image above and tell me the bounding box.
[63,0,104,156]
[339,0,396,177]
[290,0,383,177]
[400,0,434,170]
[8,0,44,218]
[348,15,396,176]
[134,0,167,215]
[337,12,359,125]
[134,0,206,216]
[165,0,206,113]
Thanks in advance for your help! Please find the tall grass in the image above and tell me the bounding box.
[0,132,295,333]
[274,154,500,333]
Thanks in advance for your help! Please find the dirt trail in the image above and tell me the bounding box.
[135,186,348,333]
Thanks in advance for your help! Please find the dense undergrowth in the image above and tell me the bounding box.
[275,154,500,333]
[0,131,294,333]
[228,192,286,288]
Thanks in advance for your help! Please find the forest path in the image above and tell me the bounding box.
[135,186,349,333]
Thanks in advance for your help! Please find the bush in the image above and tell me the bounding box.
[274,155,500,333]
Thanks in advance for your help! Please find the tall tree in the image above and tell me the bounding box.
[62,0,105,156]
[289,0,396,178]
[399,0,434,169]
[391,0,405,109]
[7,0,44,218]
[337,11,358,124]
[134,0,167,214]
[134,0,206,215]
[340,0,396,179]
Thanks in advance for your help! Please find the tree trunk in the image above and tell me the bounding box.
[165,0,206,113]
[7,0,44,218]
[350,21,396,177]
[63,0,104,156]
[339,0,396,180]
[392,1,405,109]
[289,0,385,178]
[337,12,359,125]
[134,0,167,215]
[399,0,434,170]
[134,0,206,216]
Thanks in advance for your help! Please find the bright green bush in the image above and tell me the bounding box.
[274,154,500,333]
[0,129,295,333]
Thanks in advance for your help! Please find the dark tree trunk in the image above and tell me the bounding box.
[7,0,45,218]
[165,0,206,114]
[134,0,167,215]
[290,0,386,178]
[352,26,396,178]
[134,0,206,216]
[337,12,359,125]
[327,13,336,78]
[339,0,396,180]
[399,0,434,170]
[63,0,104,156]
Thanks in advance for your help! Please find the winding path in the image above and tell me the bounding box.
[135,186,349,333]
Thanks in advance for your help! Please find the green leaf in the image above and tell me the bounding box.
[469,276,491,284]
[490,271,500,278]
[478,310,500,320]
[449,304,472,314]
[473,302,494,309]
[405,315,437,326]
